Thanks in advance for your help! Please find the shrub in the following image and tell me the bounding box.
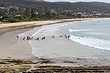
[1,19,9,22]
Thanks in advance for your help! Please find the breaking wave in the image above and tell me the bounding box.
[70,35,110,51]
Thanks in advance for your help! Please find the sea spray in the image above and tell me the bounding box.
[70,35,110,50]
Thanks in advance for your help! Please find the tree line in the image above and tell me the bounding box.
[0,7,70,22]
[0,0,110,22]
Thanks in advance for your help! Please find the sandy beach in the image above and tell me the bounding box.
[0,18,110,70]
[0,18,98,59]
[0,18,107,60]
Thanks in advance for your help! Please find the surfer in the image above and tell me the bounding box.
[30,37,33,40]
[23,37,25,40]
[41,36,45,40]
[65,36,67,39]
[59,35,62,37]
[27,37,31,40]
[16,36,19,38]
[36,37,39,40]
[81,36,83,38]
[27,36,29,39]
[52,35,55,38]
[68,35,70,38]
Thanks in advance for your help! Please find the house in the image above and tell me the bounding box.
[0,16,2,18]
[95,13,102,16]
[36,12,38,14]
[0,7,4,10]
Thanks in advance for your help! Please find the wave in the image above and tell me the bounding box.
[30,22,71,57]
[84,32,109,35]
[32,22,69,37]
[69,29,95,32]
[70,35,110,50]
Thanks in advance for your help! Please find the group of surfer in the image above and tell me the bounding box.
[16,35,70,41]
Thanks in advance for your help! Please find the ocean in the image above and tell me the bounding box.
[19,19,110,59]
[69,19,110,50]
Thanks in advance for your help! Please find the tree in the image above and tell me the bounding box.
[0,10,6,16]
[31,8,36,18]
[25,7,31,18]
[77,14,82,18]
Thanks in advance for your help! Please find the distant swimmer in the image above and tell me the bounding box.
[36,37,39,40]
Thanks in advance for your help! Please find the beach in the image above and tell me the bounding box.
[0,18,110,72]
[0,18,107,59]
[0,19,81,59]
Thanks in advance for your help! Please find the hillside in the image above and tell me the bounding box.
[0,0,110,13]
[0,0,110,23]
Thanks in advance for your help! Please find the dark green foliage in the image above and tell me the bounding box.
[0,12,66,22]
[0,10,6,16]
[76,14,82,18]
[31,8,36,18]
[25,7,31,18]
[1,0,110,22]
[1,0,110,14]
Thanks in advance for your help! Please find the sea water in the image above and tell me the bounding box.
[69,19,110,50]
[27,19,110,58]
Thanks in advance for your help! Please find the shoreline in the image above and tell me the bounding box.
[0,18,110,72]
[0,18,109,59]
[0,18,108,35]
[0,18,82,59]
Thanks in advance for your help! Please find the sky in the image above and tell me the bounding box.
[44,0,110,3]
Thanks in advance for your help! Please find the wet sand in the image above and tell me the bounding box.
[0,29,34,59]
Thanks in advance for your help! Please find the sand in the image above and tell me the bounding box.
[0,18,107,28]
[0,18,109,60]
[0,29,33,59]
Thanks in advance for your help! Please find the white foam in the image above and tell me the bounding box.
[32,22,69,37]
[70,35,110,50]
[69,29,95,32]
[29,22,71,57]
[84,32,109,35]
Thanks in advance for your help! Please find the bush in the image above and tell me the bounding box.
[6,18,18,23]
[1,19,9,22]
